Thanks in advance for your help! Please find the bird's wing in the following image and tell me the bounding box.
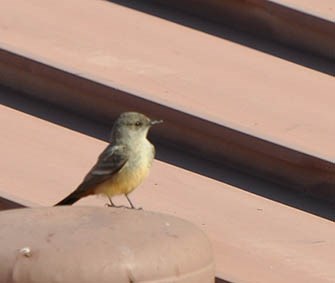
[55,144,129,206]
[77,144,129,193]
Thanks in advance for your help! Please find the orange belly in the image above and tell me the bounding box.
[93,161,151,197]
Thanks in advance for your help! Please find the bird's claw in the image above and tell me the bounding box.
[105,203,128,209]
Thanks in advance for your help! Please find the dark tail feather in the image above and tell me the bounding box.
[54,193,81,206]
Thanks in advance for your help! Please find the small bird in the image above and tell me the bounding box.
[55,112,162,209]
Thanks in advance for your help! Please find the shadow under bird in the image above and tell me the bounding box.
[55,112,162,209]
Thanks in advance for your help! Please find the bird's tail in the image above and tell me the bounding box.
[54,192,81,206]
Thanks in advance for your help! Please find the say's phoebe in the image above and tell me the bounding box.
[55,112,162,209]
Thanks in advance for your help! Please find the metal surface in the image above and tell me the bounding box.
[0,1,334,204]
[142,0,335,60]
[1,47,335,203]
[0,1,335,282]
[0,99,334,283]
[0,197,25,210]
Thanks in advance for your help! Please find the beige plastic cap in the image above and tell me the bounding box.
[0,206,215,283]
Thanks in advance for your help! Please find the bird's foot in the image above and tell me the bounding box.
[105,203,128,209]
[133,206,143,210]
[123,205,143,210]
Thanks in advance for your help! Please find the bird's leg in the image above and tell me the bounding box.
[125,194,142,210]
[105,195,115,207]
[105,195,128,208]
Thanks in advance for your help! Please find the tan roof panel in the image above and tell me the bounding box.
[272,0,334,20]
[0,2,334,282]
[0,94,334,283]
[0,0,334,159]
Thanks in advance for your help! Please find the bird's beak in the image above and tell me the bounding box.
[150,119,163,126]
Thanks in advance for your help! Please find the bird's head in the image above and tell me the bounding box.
[111,112,162,143]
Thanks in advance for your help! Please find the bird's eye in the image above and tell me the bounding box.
[135,121,142,127]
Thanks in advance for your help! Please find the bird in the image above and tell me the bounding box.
[55,112,162,209]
